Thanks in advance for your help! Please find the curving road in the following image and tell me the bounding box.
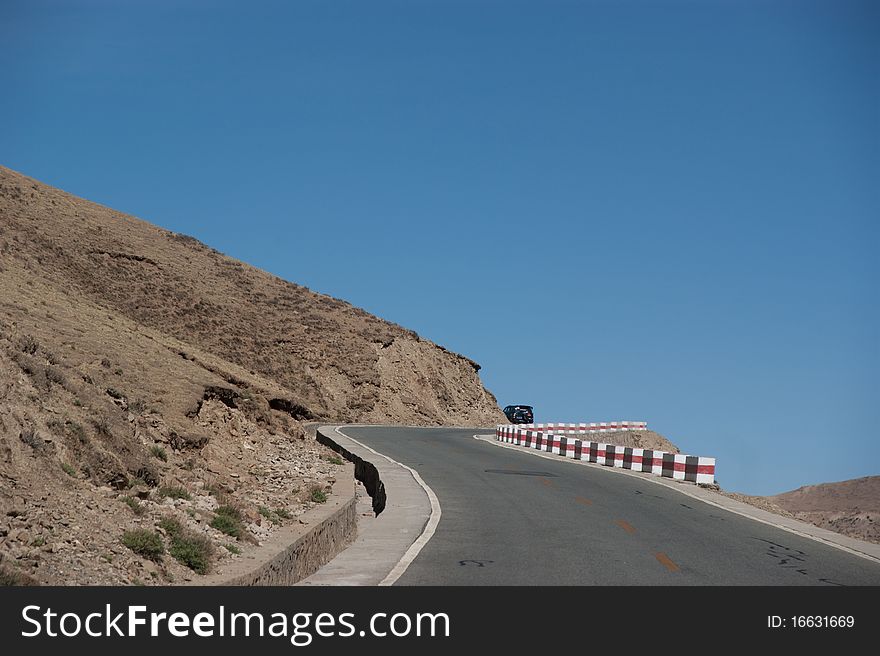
[341,426,880,586]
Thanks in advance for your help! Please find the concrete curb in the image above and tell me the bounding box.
[192,463,358,586]
[316,428,386,515]
[299,425,435,586]
[476,434,880,564]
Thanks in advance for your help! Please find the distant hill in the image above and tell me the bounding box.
[728,476,879,546]
[0,164,503,584]
[769,476,879,544]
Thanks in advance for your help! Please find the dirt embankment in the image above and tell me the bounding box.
[597,429,679,453]
[720,476,880,545]
[0,164,504,585]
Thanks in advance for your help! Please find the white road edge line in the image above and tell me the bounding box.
[333,426,442,586]
[473,434,880,565]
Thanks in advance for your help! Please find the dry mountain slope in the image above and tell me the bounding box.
[0,164,503,585]
[769,476,879,545]
[0,165,503,426]
[724,476,880,546]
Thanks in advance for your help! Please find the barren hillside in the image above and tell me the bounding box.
[0,164,503,585]
[769,476,879,545]
[724,476,879,545]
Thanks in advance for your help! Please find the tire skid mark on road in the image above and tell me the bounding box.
[574,496,593,506]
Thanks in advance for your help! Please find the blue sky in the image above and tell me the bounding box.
[2,0,877,495]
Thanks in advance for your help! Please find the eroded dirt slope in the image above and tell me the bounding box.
[0,164,503,585]
[769,476,879,545]
[722,476,879,546]
[0,165,503,426]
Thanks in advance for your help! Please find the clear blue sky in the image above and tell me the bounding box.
[2,0,877,495]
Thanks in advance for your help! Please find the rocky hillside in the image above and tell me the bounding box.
[725,476,879,546]
[769,476,879,545]
[0,164,504,585]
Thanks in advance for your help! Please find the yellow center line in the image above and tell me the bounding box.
[615,519,637,534]
[655,552,680,572]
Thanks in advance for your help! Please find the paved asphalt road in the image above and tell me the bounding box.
[343,426,880,585]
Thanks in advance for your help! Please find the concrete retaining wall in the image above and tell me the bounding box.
[197,463,358,586]
[497,424,716,485]
[223,497,357,586]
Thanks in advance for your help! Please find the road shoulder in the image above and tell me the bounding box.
[298,425,437,586]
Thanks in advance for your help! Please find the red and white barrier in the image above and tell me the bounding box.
[514,422,648,433]
[495,423,716,485]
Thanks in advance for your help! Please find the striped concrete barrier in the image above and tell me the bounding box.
[495,423,716,485]
[514,421,648,433]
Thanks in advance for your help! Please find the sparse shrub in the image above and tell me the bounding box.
[210,505,245,538]
[274,508,292,520]
[121,529,164,561]
[0,565,39,586]
[100,358,111,368]
[325,455,343,466]
[122,496,145,515]
[216,504,243,521]
[19,427,44,450]
[158,517,181,536]
[67,422,87,443]
[205,483,225,497]
[106,388,124,400]
[45,366,66,387]
[19,335,38,355]
[12,352,40,377]
[224,543,241,555]
[114,368,123,376]
[134,466,160,487]
[128,398,146,414]
[73,399,83,407]
[61,462,77,477]
[127,476,147,489]
[309,485,327,504]
[210,514,242,538]
[157,486,190,501]
[258,506,272,519]
[159,517,213,574]
[92,417,112,437]
[150,445,168,462]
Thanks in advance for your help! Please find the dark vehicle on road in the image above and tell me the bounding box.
[503,405,534,424]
